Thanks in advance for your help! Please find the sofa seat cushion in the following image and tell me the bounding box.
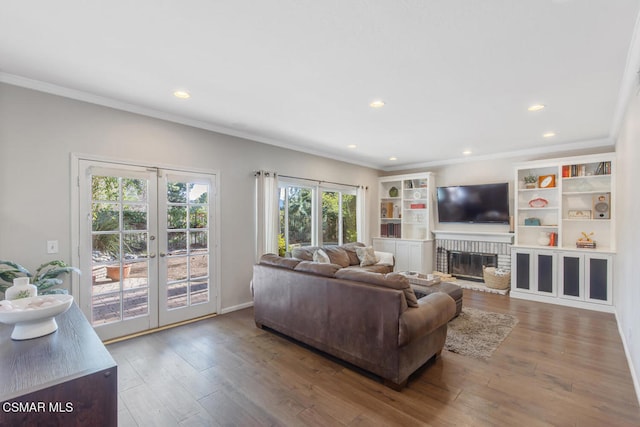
[335,270,418,307]
[294,261,342,277]
[259,254,301,269]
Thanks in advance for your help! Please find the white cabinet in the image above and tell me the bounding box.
[558,252,613,305]
[511,248,557,296]
[372,238,434,274]
[511,247,613,311]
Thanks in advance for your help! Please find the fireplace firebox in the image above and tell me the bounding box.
[448,251,498,281]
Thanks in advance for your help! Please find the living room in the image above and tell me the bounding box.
[1,2,640,425]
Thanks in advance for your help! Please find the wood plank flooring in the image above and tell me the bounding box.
[109,290,640,426]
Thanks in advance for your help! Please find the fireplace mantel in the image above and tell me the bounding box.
[433,230,514,244]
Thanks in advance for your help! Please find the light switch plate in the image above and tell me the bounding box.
[47,240,59,254]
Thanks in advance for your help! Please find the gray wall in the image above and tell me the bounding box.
[0,83,380,312]
[614,84,640,396]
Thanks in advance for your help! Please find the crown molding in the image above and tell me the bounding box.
[381,137,614,172]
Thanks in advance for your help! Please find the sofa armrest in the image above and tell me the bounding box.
[398,292,456,347]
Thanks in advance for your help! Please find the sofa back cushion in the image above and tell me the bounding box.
[322,246,351,268]
[294,261,342,277]
[259,254,301,269]
[335,270,419,307]
[291,246,320,261]
[340,242,366,265]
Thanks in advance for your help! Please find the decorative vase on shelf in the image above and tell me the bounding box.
[5,277,37,300]
[537,232,551,246]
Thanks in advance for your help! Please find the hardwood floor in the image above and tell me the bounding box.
[109,290,640,426]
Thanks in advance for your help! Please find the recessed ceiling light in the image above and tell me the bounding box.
[462,150,472,155]
[370,100,385,109]
[347,144,357,149]
[543,132,556,138]
[389,156,397,161]
[173,90,191,99]
[528,104,545,112]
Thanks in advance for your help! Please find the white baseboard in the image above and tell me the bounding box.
[615,310,640,407]
[220,301,254,314]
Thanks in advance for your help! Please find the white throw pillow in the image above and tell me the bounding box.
[313,248,331,264]
[356,246,377,266]
[374,251,394,266]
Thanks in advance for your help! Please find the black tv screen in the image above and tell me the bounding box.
[437,183,510,224]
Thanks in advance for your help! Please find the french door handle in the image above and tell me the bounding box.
[159,252,167,257]
[149,253,157,258]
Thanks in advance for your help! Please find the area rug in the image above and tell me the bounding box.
[444,307,518,359]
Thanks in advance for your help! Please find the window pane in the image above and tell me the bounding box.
[322,191,339,245]
[189,183,208,203]
[167,256,188,282]
[123,204,147,230]
[168,232,187,254]
[190,280,209,305]
[168,206,187,229]
[92,233,119,262]
[190,231,208,252]
[189,255,208,280]
[93,203,119,231]
[287,187,312,246]
[122,178,147,202]
[167,282,188,309]
[342,194,357,243]
[190,206,207,228]
[92,176,120,202]
[167,182,187,203]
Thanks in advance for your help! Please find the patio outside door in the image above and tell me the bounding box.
[78,160,217,341]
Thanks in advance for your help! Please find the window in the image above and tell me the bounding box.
[279,180,359,255]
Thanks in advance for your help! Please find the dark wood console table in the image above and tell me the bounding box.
[0,303,117,426]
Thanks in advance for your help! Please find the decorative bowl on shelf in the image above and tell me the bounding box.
[528,197,549,208]
[389,187,399,197]
[0,295,73,340]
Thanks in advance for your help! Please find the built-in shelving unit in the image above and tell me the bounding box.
[511,153,615,312]
[374,172,435,273]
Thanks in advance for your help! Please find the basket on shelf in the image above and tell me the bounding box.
[483,266,511,290]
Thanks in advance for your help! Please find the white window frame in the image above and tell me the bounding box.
[278,178,360,251]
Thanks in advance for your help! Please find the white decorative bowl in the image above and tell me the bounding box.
[0,295,73,340]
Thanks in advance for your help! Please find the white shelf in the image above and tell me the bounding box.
[514,153,615,253]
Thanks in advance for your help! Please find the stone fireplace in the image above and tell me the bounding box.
[434,231,513,281]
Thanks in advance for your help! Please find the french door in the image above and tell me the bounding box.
[78,160,218,341]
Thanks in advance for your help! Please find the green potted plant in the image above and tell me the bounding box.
[0,260,80,297]
[523,174,538,189]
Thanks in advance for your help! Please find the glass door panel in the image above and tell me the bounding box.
[159,174,216,325]
[79,162,158,341]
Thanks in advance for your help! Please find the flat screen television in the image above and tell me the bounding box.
[437,183,510,224]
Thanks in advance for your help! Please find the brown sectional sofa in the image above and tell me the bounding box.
[252,244,456,390]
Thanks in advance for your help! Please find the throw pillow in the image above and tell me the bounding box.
[313,248,331,264]
[356,246,377,267]
[374,251,394,266]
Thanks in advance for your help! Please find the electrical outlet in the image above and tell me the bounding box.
[47,240,59,254]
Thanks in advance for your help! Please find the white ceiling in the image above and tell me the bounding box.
[1,1,639,170]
